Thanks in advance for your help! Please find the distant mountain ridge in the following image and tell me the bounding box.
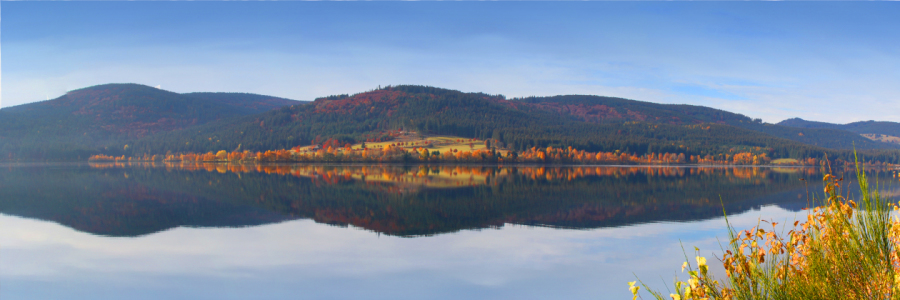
[519,95,896,151]
[779,118,900,137]
[0,83,303,160]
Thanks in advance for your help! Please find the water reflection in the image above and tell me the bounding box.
[0,163,857,237]
[89,162,823,188]
[1,163,897,300]
[0,205,814,300]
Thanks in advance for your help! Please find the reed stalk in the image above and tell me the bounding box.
[632,153,900,300]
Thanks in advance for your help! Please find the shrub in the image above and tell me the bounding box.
[633,155,899,300]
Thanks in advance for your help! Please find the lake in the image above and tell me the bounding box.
[1,163,892,299]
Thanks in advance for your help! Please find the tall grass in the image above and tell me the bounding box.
[631,156,900,300]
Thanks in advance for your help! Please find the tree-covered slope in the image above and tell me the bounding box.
[779,118,900,137]
[4,84,898,162]
[129,85,899,163]
[515,95,753,125]
[183,92,307,114]
[519,95,898,150]
[0,83,303,161]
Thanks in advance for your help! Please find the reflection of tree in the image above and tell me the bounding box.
[0,164,843,237]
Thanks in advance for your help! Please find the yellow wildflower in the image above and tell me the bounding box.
[629,281,640,300]
[670,293,681,300]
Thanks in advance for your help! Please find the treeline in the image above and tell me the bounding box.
[96,143,892,168]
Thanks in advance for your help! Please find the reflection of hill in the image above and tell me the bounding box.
[0,164,845,237]
[0,165,291,236]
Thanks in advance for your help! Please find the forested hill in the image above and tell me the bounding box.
[0,83,303,161]
[128,85,900,163]
[518,95,895,150]
[779,118,900,137]
[4,84,899,162]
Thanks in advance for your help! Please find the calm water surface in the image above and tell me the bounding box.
[2,163,893,299]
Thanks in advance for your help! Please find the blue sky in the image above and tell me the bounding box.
[2,2,898,123]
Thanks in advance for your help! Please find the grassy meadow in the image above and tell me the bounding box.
[769,158,800,165]
[293,132,510,156]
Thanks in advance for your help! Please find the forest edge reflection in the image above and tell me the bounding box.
[3,163,888,238]
[88,162,824,189]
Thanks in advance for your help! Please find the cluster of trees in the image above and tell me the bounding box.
[91,144,792,166]
[98,144,899,169]
[88,154,129,161]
